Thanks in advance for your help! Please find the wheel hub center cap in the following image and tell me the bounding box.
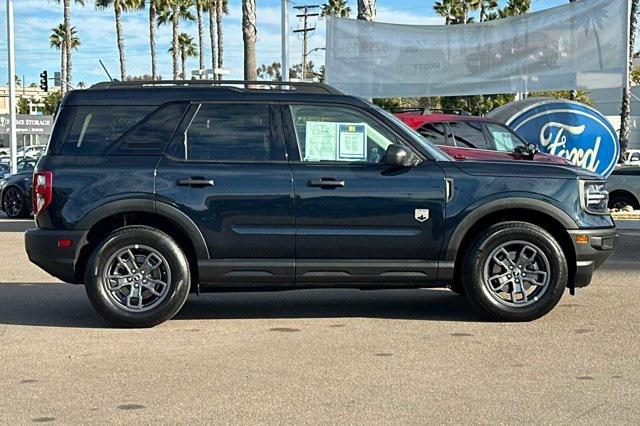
[133,274,142,281]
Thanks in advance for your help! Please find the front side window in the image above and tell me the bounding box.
[486,123,525,152]
[172,103,280,162]
[449,121,490,150]
[289,104,397,163]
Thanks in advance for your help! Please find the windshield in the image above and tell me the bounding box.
[372,106,452,161]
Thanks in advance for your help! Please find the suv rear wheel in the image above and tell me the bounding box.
[462,222,568,321]
[85,226,191,327]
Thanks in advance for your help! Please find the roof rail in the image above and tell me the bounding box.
[90,80,343,95]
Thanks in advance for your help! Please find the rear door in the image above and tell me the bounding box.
[155,102,295,284]
[282,103,446,285]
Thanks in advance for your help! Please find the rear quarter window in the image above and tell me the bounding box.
[59,106,155,155]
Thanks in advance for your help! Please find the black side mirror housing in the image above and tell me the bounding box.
[385,144,418,167]
[526,143,539,156]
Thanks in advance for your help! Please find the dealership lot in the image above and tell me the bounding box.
[0,215,638,424]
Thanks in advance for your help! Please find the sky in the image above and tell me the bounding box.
[0,0,568,86]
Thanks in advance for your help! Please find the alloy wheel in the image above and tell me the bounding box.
[482,240,551,307]
[3,188,24,218]
[102,245,172,313]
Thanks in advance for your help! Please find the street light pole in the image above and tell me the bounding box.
[6,0,18,175]
[281,0,289,82]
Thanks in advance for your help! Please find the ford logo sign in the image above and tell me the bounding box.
[487,99,620,177]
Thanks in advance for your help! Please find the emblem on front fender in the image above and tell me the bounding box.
[415,209,430,222]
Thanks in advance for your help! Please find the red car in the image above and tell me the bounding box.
[397,112,570,164]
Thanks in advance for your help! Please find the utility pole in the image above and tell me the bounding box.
[293,5,319,81]
[6,0,18,175]
[281,0,289,82]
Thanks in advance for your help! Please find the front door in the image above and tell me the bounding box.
[156,102,295,284]
[282,103,446,285]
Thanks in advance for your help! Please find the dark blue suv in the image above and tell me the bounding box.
[25,81,617,327]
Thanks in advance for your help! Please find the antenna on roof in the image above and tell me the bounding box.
[99,60,114,82]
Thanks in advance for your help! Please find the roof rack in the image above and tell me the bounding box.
[90,80,343,95]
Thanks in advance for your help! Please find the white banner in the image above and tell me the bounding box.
[325,0,630,98]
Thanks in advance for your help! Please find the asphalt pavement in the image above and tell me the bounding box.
[0,215,638,424]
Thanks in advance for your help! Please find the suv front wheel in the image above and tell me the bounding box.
[85,226,191,327]
[462,222,568,321]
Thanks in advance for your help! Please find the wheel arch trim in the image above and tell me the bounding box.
[444,197,577,263]
[76,199,209,260]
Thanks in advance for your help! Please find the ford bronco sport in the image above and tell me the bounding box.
[25,81,617,327]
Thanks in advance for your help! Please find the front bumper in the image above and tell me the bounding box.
[568,227,618,288]
[25,228,86,284]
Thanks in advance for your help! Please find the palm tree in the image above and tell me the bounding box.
[77,81,86,89]
[479,0,498,22]
[434,0,458,25]
[206,1,217,79]
[357,0,375,21]
[500,0,531,18]
[50,0,85,93]
[321,0,351,17]
[169,32,198,79]
[621,0,639,154]
[242,0,257,80]
[158,0,196,79]
[195,0,208,78]
[95,0,145,81]
[216,0,229,74]
[50,24,80,89]
[148,0,161,80]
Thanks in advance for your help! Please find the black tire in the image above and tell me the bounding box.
[2,186,29,218]
[608,192,639,211]
[85,226,191,328]
[462,221,568,322]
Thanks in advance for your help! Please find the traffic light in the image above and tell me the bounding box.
[39,70,48,92]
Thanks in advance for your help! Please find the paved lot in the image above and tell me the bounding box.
[0,215,638,424]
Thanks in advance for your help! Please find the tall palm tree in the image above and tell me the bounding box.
[50,24,81,90]
[242,0,257,80]
[169,32,198,79]
[50,0,85,93]
[206,1,217,79]
[500,0,531,18]
[357,0,375,21]
[621,0,639,154]
[216,0,229,73]
[148,0,161,80]
[321,0,351,17]
[195,0,208,78]
[95,0,145,81]
[158,0,196,79]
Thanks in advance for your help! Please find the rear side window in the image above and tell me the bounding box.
[61,106,154,155]
[170,103,282,162]
[449,121,491,150]
[417,123,449,146]
[105,103,189,155]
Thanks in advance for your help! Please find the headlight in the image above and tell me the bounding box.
[579,179,609,215]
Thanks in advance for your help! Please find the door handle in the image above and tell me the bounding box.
[308,178,345,189]
[176,178,215,187]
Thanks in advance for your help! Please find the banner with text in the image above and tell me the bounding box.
[325,0,630,98]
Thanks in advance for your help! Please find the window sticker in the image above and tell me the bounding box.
[304,121,367,162]
[338,124,366,160]
[492,131,514,151]
[304,121,338,161]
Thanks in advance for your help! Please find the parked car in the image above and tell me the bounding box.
[0,158,38,218]
[398,113,571,164]
[621,150,640,166]
[25,81,616,327]
[606,166,640,211]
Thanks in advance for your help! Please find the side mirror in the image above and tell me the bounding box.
[385,144,417,167]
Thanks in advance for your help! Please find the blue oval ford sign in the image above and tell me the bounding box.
[487,99,620,177]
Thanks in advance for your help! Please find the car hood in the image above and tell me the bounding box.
[450,160,601,180]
